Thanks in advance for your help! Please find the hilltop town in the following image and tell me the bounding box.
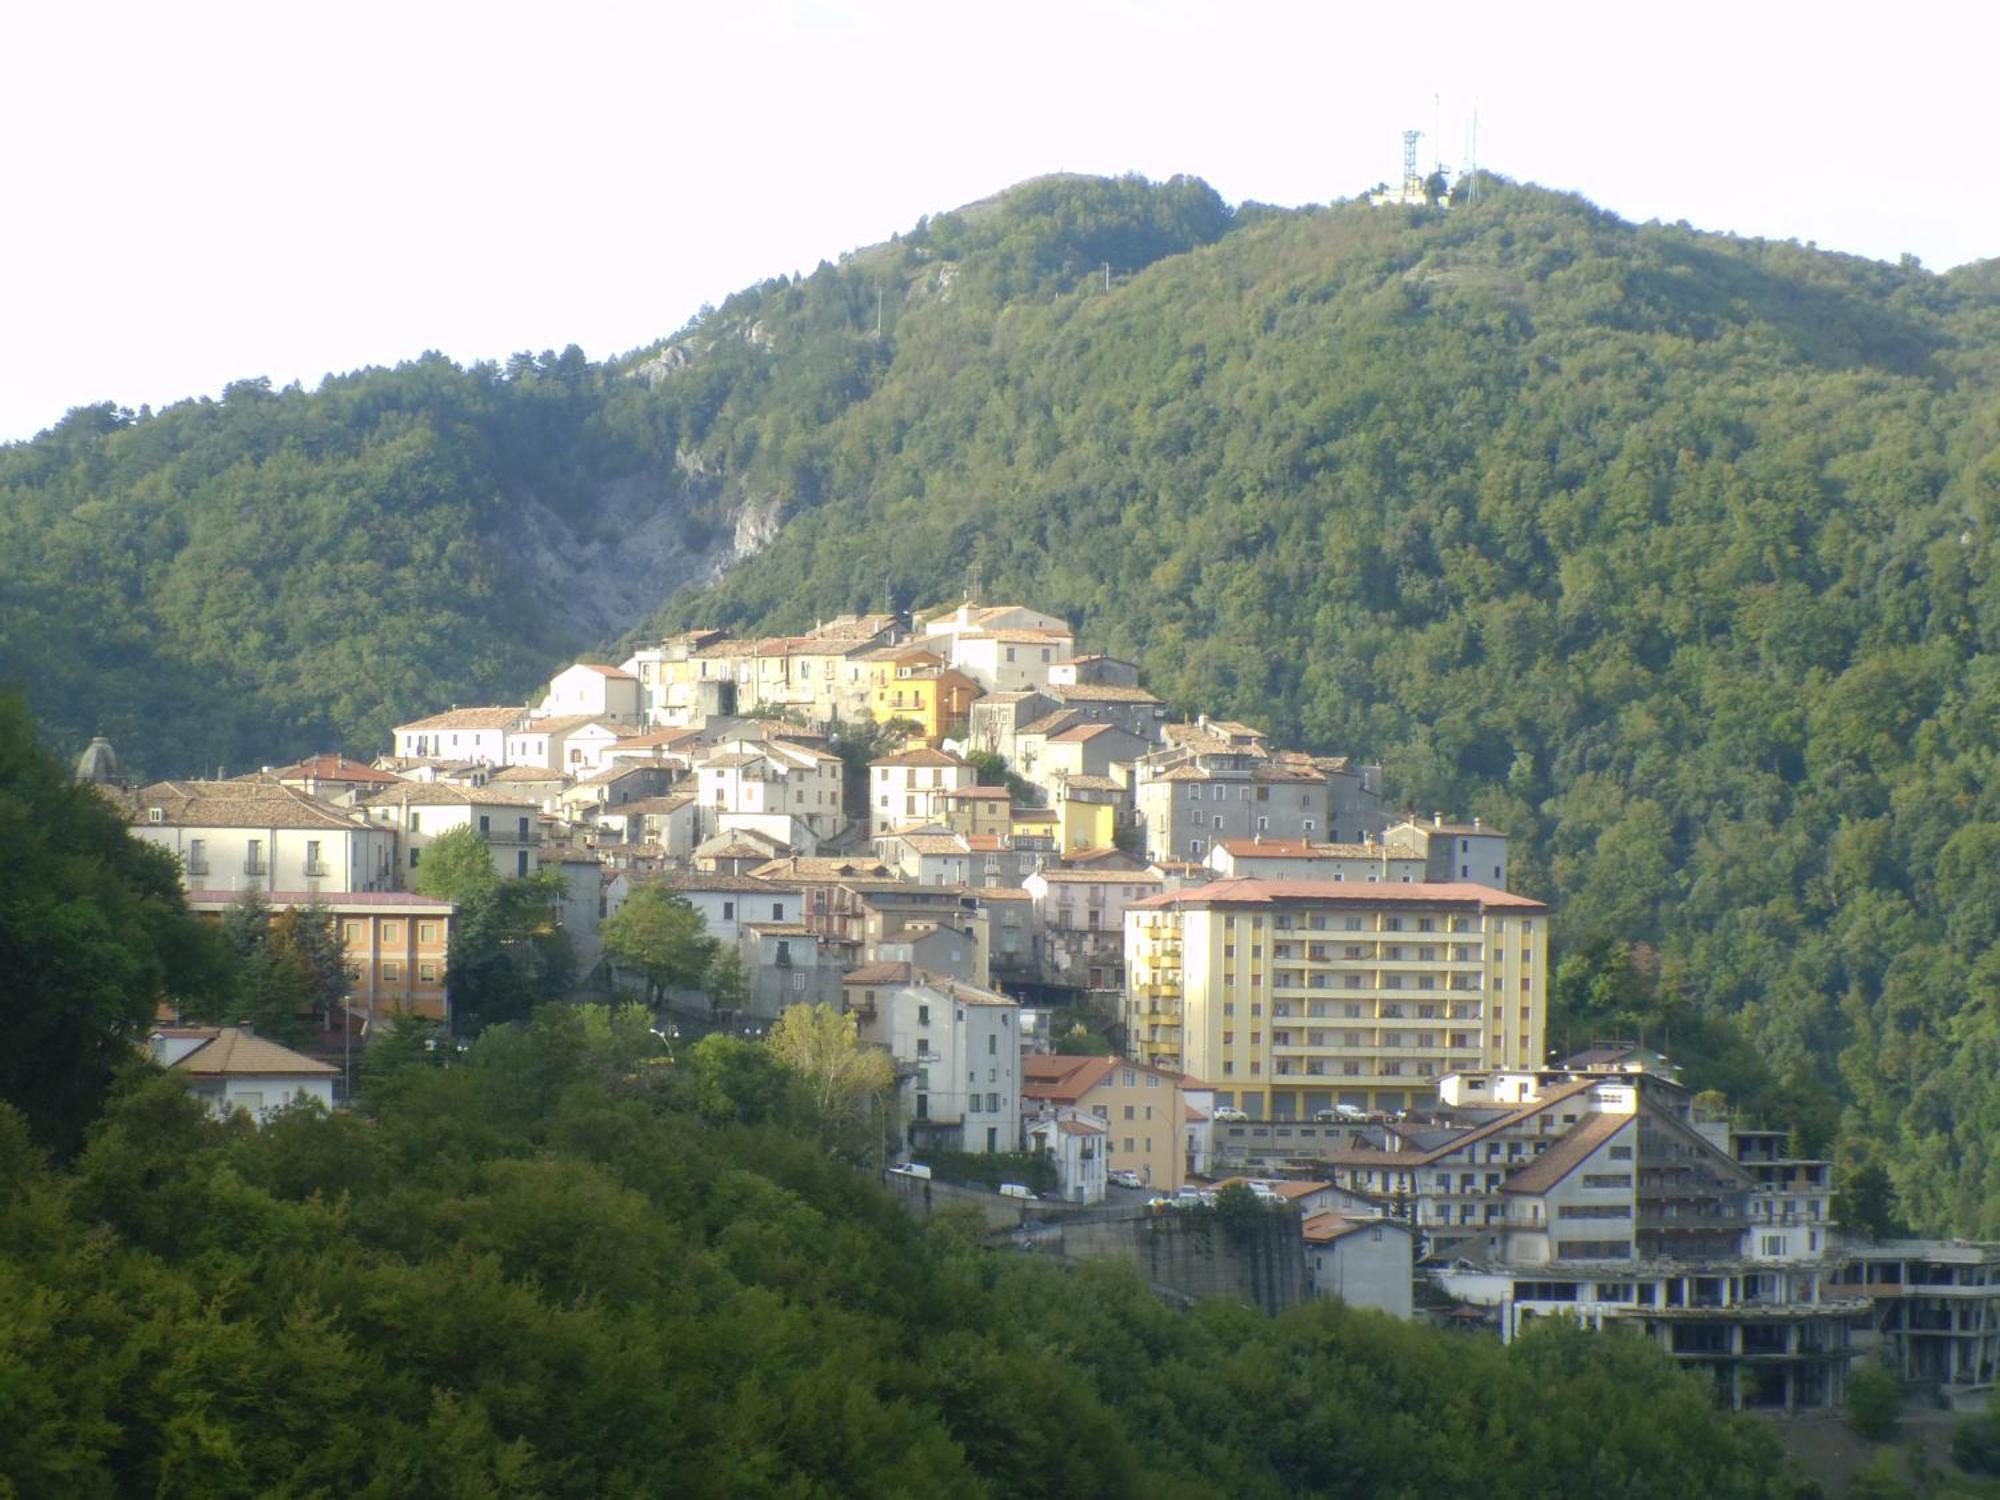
[95,601,2000,1417]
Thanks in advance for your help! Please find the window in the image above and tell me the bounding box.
[409,848,421,869]
[1124,1105,1135,1120]
[383,961,401,982]
[918,1003,930,1025]
[419,961,438,982]
[988,1034,997,1055]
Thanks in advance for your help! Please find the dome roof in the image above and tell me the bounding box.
[75,735,119,784]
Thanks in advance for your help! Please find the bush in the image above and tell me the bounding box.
[1952,1408,2000,1475]
[1846,1361,1901,1441]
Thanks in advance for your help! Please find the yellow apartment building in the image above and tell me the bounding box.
[1125,879,1548,1120]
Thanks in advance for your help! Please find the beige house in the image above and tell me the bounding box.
[360,782,541,880]
[1021,1053,1194,1191]
[870,747,975,837]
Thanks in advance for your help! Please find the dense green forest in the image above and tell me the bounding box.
[6,172,2000,1234]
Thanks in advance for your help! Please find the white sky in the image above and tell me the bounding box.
[2,0,1993,443]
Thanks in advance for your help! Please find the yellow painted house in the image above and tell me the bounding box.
[864,647,983,745]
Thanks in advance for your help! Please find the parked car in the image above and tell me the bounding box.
[1173,1186,1217,1209]
[1109,1169,1144,1190]
[1313,1105,1366,1123]
[1213,1106,1249,1123]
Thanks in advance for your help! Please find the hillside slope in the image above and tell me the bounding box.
[6,173,2000,1230]
[648,178,2000,1233]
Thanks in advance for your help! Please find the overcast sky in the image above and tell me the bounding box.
[3,0,1992,443]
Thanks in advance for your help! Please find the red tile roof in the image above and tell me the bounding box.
[1127,879,1547,912]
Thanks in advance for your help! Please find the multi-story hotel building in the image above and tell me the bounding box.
[1124,879,1549,1118]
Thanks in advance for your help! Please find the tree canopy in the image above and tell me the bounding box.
[0,999,1796,1498]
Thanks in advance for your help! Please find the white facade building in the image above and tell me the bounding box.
[131,782,399,896]
[842,963,1022,1155]
[538,663,643,724]
[391,706,529,764]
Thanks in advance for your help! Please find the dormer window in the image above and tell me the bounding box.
[148,807,163,823]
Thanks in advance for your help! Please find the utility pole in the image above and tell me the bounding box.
[875,286,884,337]
[1102,261,1111,293]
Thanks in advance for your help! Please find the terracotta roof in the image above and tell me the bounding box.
[1017,710,1087,738]
[888,833,974,855]
[662,873,798,894]
[957,627,1074,643]
[1035,868,1163,885]
[395,706,528,731]
[841,964,1018,1006]
[1049,683,1162,704]
[751,857,901,882]
[1055,774,1124,792]
[360,783,536,809]
[1499,1113,1634,1195]
[489,765,570,783]
[1020,1052,1181,1100]
[273,754,406,785]
[161,1027,338,1077]
[972,887,1034,902]
[1302,1212,1405,1245]
[1055,1117,1107,1137]
[1127,879,1548,912]
[134,782,369,831]
[612,795,696,815]
[1214,839,1319,857]
[575,663,637,680]
[872,748,968,768]
[183,890,454,912]
[513,713,601,736]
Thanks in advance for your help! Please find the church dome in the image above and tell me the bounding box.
[75,735,119,784]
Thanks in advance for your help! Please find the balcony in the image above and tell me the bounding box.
[242,859,268,877]
[183,858,210,876]
[303,862,329,878]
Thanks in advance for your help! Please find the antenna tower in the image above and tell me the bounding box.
[1401,129,1423,200]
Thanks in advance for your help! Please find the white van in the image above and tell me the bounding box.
[887,1162,932,1181]
[998,1182,1033,1200]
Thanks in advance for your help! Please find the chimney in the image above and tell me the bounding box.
[1433,811,1443,828]
[1472,816,1481,831]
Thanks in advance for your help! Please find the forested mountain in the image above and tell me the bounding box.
[6,172,2000,1232]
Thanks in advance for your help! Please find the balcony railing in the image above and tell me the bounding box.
[242,859,268,877]
[183,859,210,876]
